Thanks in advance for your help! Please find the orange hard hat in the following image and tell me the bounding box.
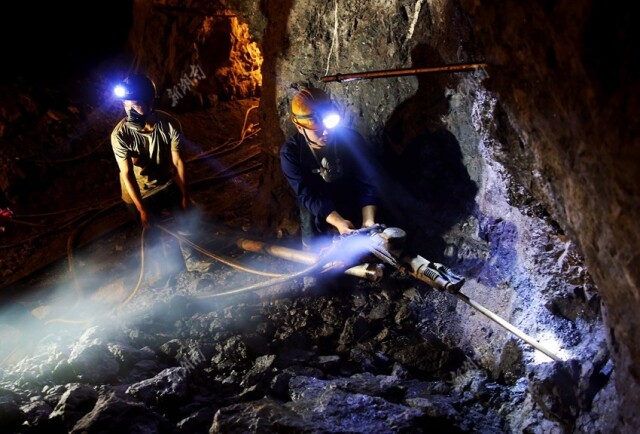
[291,88,341,130]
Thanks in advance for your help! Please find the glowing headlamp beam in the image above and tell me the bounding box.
[322,113,340,129]
[113,85,126,98]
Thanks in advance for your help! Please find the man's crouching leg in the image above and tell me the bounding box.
[160,231,187,281]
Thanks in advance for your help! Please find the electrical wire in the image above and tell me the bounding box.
[0,199,122,249]
[44,204,133,325]
[186,123,260,163]
[190,103,260,163]
[240,105,259,140]
[14,199,121,218]
[25,136,111,165]
[7,219,45,227]
[110,226,146,314]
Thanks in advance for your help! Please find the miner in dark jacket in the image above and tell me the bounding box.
[280,87,379,251]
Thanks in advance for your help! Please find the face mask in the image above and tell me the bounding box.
[126,107,148,130]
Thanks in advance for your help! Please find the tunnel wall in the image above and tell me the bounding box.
[457,1,639,431]
[232,0,636,431]
[126,0,638,431]
[126,0,262,110]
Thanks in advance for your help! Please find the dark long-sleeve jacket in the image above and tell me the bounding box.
[280,127,378,228]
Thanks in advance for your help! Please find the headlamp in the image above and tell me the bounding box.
[113,84,127,99]
[293,109,341,130]
[322,113,341,129]
[113,75,156,102]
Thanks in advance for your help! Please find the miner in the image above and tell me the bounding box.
[280,87,380,252]
[111,73,201,282]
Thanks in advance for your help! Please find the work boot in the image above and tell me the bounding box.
[180,242,212,273]
[185,255,213,273]
[176,204,203,237]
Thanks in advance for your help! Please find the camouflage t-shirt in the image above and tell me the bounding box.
[111,110,183,203]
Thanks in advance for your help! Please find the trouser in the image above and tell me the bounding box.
[299,207,335,253]
[125,184,187,280]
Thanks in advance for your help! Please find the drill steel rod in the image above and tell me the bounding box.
[407,265,561,361]
[321,62,487,83]
[239,235,561,361]
[454,292,562,361]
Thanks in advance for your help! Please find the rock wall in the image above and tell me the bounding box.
[216,0,637,431]
[127,0,262,109]
[457,2,639,432]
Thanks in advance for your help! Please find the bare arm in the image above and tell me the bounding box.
[117,158,150,228]
[172,149,191,210]
[361,205,377,228]
[326,210,355,235]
